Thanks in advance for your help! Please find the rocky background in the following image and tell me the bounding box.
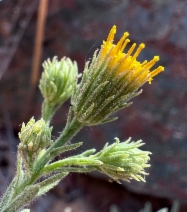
[0,0,187,211]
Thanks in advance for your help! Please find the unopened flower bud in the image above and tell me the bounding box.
[18,117,52,154]
[39,56,78,107]
[92,137,151,183]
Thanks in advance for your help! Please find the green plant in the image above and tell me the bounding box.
[0,26,164,212]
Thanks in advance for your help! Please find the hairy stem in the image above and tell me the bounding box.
[42,157,102,173]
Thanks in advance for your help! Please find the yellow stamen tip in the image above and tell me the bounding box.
[140,43,145,48]
[153,56,159,61]
[143,56,160,69]
[124,32,129,37]
[160,66,164,71]
[110,25,116,33]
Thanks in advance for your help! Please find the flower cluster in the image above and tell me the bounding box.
[72,26,164,126]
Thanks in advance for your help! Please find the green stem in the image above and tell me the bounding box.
[0,177,16,211]
[53,117,84,148]
[42,157,102,173]
[42,100,55,124]
[53,167,96,173]
[42,100,68,125]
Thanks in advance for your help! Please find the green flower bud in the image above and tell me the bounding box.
[39,56,78,107]
[18,117,52,154]
[93,138,151,183]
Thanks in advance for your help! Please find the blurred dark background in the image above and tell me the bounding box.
[0,0,187,211]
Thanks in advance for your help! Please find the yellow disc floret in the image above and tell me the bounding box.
[99,25,164,85]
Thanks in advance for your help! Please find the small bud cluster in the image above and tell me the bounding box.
[18,117,52,158]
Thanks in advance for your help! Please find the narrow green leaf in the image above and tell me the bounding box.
[3,185,40,212]
[50,142,83,159]
[36,172,68,197]
[0,178,16,211]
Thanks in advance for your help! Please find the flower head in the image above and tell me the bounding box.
[18,117,53,172]
[72,26,164,126]
[39,57,78,107]
[92,138,151,183]
[18,117,52,155]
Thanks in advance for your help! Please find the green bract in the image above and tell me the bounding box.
[39,57,78,107]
